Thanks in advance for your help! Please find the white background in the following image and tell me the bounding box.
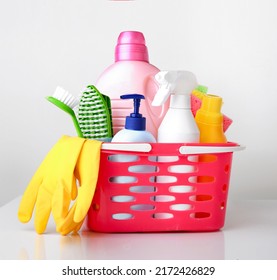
[0,0,276,206]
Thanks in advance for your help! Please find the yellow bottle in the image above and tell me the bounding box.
[195,94,227,187]
[195,94,227,143]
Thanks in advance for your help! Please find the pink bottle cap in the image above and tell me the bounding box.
[115,31,149,62]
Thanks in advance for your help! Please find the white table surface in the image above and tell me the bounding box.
[0,197,276,260]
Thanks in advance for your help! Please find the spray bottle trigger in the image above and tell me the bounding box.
[152,71,172,106]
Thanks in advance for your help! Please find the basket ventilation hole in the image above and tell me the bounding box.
[151,176,177,183]
[152,213,174,219]
[220,202,225,210]
[129,186,156,193]
[222,184,227,191]
[187,155,199,162]
[170,204,192,211]
[169,185,195,193]
[199,154,217,162]
[109,176,137,183]
[131,204,155,211]
[193,176,214,183]
[112,213,133,220]
[190,212,211,219]
[168,165,197,174]
[108,154,139,162]
[189,195,213,201]
[128,165,157,173]
[154,156,179,163]
[151,195,175,202]
[148,156,160,162]
[111,195,135,202]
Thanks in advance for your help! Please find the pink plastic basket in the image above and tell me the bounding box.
[87,142,243,232]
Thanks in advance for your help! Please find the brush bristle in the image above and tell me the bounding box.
[53,86,79,109]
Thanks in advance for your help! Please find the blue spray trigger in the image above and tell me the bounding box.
[120,94,146,131]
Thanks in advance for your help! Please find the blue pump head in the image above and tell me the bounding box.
[121,94,146,131]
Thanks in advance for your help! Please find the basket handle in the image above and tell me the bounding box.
[179,145,245,155]
[101,143,152,152]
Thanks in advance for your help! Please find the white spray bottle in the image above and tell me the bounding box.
[152,71,200,205]
[152,70,200,143]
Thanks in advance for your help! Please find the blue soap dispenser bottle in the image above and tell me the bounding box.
[110,94,156,207]
[112,94,156,143]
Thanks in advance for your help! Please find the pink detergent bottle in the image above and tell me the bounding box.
[95,31,169,138]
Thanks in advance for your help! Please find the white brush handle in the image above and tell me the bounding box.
[101,143,152,152]
[179,145,245,155]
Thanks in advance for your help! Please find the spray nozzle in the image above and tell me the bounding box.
[152,71,198,107]
[120,94,146,130]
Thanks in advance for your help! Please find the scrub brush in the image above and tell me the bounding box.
[46,86,84,137]
[78,85,113,140]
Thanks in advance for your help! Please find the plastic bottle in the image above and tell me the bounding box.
[110,94,156,209]
[95,31,169,138]
[152,70,200,144]
[195,94,227,187]
[152,71,200,205]
[112,94,156,143]
[195,94,227,143]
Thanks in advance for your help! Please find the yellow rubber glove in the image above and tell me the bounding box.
[55,139,102,235]
[18,135,86,234]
